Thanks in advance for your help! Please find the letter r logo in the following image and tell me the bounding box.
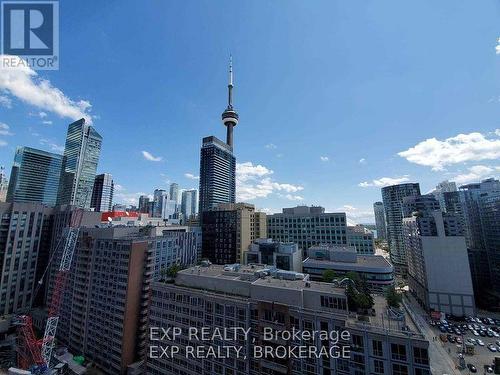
[1,1,58,55]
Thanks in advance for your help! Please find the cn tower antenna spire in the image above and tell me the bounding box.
[222,55,239,148]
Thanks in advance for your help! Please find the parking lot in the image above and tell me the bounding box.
[429,316,500,373]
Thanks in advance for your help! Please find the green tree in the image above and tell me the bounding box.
[166,264,182,278]
[385,286,402,308]
[322,269,337,283]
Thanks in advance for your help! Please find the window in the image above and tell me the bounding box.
[373,359,384,374]
[372,340,383,357]
[415,368,430,375]
[352,335,363,352]
[391,343,407,361]
[392,364,408,375]
[413,347,429,365]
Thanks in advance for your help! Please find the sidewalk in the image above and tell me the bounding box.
[403,294,460,375]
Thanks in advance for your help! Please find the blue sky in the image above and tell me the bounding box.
[1,0,500,222]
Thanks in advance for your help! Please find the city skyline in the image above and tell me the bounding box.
[0,1,499,223]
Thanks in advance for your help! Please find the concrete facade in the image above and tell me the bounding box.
[404,211,475,316]
[146,264,430,375]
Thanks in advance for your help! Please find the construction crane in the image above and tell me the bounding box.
[17,193,89,373]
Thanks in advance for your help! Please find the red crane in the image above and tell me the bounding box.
[16,206,85,373]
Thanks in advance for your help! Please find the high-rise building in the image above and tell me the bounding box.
[198,136,236,213]
[138,195,150,214]
[202,203,266,264]
[373,201,387,240]
[0,166,8,202]
[54,226,154,375]
[6,147,63,206]
[198,60,237,214]
[169,182,179,204]
[146,264,430,375]
[267,206,347,254]
[90,173,114,212]
[404,210,475,315]
[459,178,500,306]
[432,180,457,211]
[57,118,102,208]
[0,202,53,315]
[480,191,500,298]
[152,189,167,218]
[181,189,198,220]
[381,183,421,275]
[402,194,440,218]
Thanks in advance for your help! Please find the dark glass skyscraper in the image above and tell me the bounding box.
[90,173,114,212]
[6,146,63,205]
[199,137,236,212]
[57,118,102,209]
[199,59,237,213]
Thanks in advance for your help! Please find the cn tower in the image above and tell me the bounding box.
[221,56,239,148]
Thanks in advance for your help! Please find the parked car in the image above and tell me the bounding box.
[486,365,493,373]
[487,344,497,352]
[467,363,477,373]
[477,339,485,346]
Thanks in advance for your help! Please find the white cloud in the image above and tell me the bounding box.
[495,129,500,136]
[265,143,277,150]
[398,131,500,171]
[39,111,47,118]
[358,175,410,188]
[452,165,500,185]
[42,120,52,125]
[236,162,303,201]
[0,95,12,108]
[320,156,329,162]
[278,193,304,201]
[114,188,148,206]
[496,37,500,55]
[336,204,375,224]
[0,140,7,146]
[142,150,162,162]
[0,55,92,123]
[184,173,200,180]
[0,123,14,136]
[359,158,366,164]
[39,138,64,153]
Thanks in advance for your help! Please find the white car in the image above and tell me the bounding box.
[472,330,479,336]
[477,339,485,346]
[487,344,497,352]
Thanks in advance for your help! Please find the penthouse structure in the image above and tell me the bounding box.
[146,264,429,375]
[244,238,302,272]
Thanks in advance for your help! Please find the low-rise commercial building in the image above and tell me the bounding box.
[303,245,394,292]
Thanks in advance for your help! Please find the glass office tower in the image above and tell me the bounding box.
[57,118,102,209]
[6,146,63,205]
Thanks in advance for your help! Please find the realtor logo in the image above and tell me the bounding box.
[1,1,59,69]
